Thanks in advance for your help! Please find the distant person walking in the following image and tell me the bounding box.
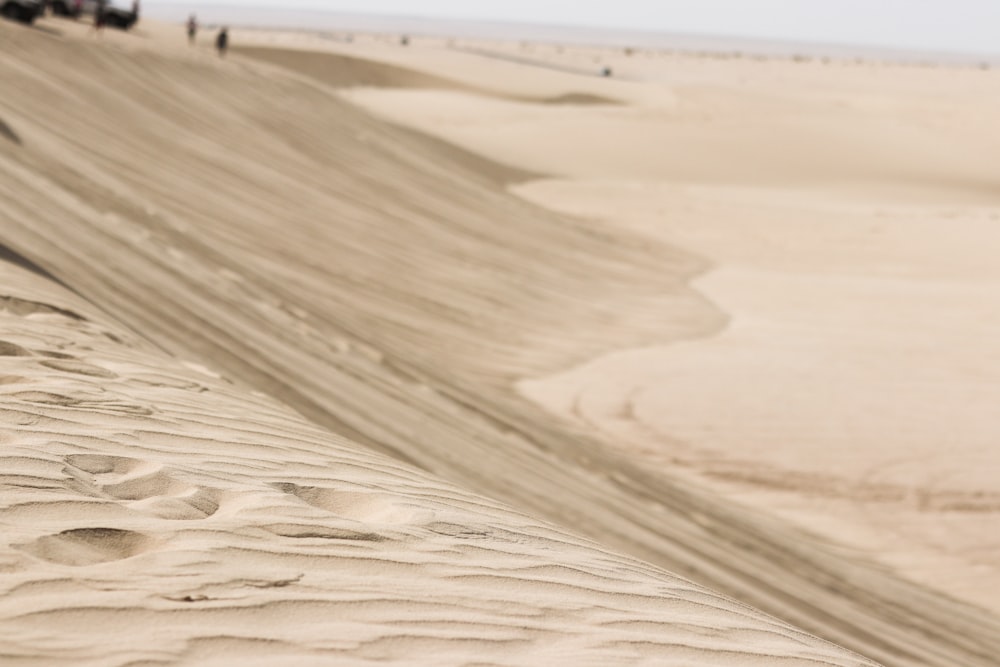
[93,0,107,33]
[187,14,197,44]
[215,27,228,58]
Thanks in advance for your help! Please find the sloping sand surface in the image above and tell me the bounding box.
[1,18,998,666]
[231,46,620,106]
[229,30,657,104]
[233,45,482,90]
[322,25,1000,647]
[0,258,881,665]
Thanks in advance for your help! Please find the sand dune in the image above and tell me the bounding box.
[0,258,881,665]
[1,17,998,666]
[319,19,1000,648]
[231,46,621,106]
[242,24,1000,624]
[230,29,659,103]
[234,45,484,90]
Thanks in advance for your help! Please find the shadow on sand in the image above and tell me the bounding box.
[0,118,22,145]
[0,242,67,288]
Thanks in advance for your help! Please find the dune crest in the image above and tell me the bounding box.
[0,256,879,665]
[3,18,999,667]
[233,45,624,106]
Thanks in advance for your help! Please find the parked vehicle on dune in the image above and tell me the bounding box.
[100,2,138,30]
[49,1,80,17]
[1,0,44,24]
[51,0,138,29]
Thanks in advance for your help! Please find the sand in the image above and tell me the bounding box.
[0,257,882,666]
[0,15,997,667]
[307,29,1000,616]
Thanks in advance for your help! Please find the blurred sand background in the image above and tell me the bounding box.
[1,11,999,666]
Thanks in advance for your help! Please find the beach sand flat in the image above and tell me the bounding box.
[0,16,997,666]
[306,31,1000,615]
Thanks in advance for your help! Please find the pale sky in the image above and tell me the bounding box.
[152,1,1000,55]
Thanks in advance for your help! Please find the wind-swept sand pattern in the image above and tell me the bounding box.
[1,18,998,667]
[313,27,1000,662]
[0,246,882,666]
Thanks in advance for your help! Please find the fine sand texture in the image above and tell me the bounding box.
[294,27,1000,641]
[1,17,998,666]
[0,258,881,666]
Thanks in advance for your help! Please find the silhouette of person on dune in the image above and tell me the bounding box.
[216,27,228,58]
[93,0,107,33]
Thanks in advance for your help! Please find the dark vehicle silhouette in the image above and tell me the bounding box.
[50,1,78,16]
[1,0,43,24]
[52,0,136,29]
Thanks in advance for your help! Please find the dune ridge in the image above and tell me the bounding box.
[309,28,1000,658]
[0,257,881,665]
[231,45,623,106]
[1,20,998,666]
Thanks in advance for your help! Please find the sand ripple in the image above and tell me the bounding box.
[0,261,876,665]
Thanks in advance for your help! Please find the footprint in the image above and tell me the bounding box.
[0,341,32,357]
[11,391,153,416]
[272,483,428,525]
[16,528,152,566]
[0,118,21,145]
[65,454,143,476]
[64,455,220,519]
[9,391,82,406]
[133,487,222,521]
[39,359,117,379]
[101,469,186,501]
[69,456,184,502]
[126,375,205,392]
[0,296,87,321]
[35,350,75,360]
[259,523,385,542]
